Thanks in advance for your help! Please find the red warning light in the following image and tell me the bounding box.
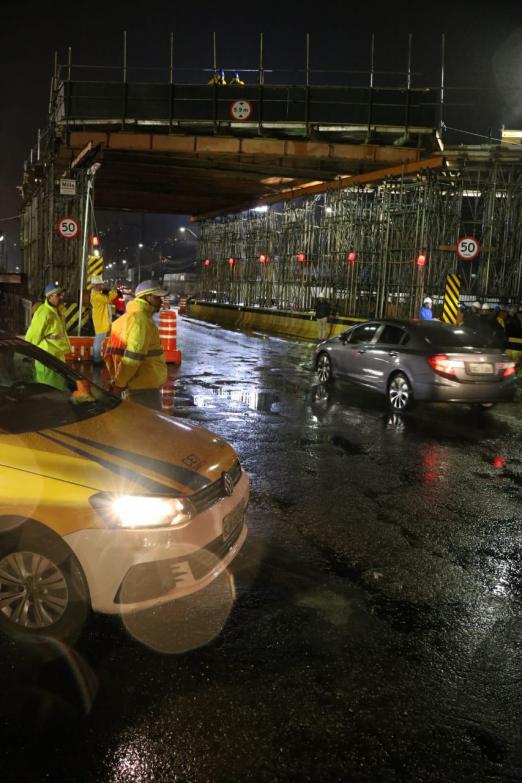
[203,258,212,268]
[91,235,100,248]
[228,256,235,269]
[493,455,507,469]
[347,250,357,264]
[259,254,268,265]
[416,253,427,268]
[297,252,306,263]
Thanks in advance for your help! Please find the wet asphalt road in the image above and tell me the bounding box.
[2,316,522,782]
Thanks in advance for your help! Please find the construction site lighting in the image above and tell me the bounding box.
[416,253,427,268]
[347,250,357,263]
[253,206,268,213]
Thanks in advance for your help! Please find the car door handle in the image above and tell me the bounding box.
[388,351,398,357]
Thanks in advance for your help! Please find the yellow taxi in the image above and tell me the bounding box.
[0,333,248,640]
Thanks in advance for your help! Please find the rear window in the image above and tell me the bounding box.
[417,323,490,349]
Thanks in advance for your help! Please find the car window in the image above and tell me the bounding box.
[417,323,490,349]
[376,325,409,346]
[347,323,380,344]
[0,343,120,434]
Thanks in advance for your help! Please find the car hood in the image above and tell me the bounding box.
[2,400,238,496]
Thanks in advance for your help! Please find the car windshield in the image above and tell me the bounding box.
[416,323,492,349]
[0,340,120,434]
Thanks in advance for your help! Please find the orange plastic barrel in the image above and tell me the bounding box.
[160,377,176,412]
[178,297,187,315]
[66,336,94,363]
[159,310,181,364]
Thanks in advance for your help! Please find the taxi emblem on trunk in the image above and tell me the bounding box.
[221,471,234,496]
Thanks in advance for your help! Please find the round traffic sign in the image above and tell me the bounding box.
[56,216,80,240]
[229,100,253,122]
[456,236,480,261]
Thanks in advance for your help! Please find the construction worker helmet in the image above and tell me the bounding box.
[44,282,63,297]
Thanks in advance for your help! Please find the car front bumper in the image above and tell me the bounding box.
[64,471,249,614]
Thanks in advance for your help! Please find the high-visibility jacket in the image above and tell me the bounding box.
[25,300,71,360]
[91,288,117,334]
[104,298,167,390]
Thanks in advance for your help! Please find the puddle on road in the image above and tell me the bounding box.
[174,379,281,413]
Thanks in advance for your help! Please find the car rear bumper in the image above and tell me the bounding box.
[413,378,517,404]
[64,471,249,614]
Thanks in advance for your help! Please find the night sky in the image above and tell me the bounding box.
[1,0,520,231]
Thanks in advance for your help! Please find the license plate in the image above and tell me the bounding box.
[468,362,494,375]
[222,503,245,543]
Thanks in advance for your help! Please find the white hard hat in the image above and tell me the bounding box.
[91,275,104,285]
[481,302,490,310]
[472,301,481,309]
[423,297,432,304]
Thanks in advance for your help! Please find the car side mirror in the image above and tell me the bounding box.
[339,334,348,343]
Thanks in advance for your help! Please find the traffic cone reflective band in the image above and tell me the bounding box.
[161,377,176,411]
[159,309,181,364]
[442,274,461,324]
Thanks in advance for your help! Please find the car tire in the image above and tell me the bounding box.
[316,352,333,384]
[387,372,414,412]
[0,521,90,643]
[472,402,496,411]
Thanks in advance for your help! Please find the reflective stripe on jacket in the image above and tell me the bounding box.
[103,298,167,389]
[25,300,71,359]
[91,288,117,334]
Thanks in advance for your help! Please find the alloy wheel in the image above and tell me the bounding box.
[388,375,411,411]
[0,551,69,629]
[316,354,332,383]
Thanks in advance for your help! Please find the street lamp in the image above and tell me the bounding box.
[179,227,198,240]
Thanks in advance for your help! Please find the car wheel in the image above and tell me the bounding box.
[316,352,333,383]
[0,523,90,642]
[472,402,496,411]
[387,372,414,412]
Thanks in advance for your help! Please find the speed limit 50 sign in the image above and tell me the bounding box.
[56,216,80,240]
[456,236,480,261]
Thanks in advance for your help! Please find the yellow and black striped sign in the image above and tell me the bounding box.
[64,303,90,333]
[86,255,104,289]
[442,273,461,324]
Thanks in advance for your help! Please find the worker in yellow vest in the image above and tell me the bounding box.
[90,275,117,365]
[25,282,71,389]
[104,280,168,409]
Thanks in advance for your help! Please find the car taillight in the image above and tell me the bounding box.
[503,364,516,377]
[427,354,459,378]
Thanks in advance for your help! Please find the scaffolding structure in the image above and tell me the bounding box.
[198,154,522,317]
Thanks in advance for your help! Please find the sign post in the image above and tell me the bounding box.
[56,216,80,240]
[229,100,253,121]
[456,236,480,261]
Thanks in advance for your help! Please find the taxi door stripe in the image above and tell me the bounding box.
[50,430,209,491]
[37,433,181,495]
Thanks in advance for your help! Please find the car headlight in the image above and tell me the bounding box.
[90,493,195,529]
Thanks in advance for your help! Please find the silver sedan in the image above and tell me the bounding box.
[315,319,517,411]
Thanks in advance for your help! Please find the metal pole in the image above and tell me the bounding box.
[259,32,264,85]
[67,47,72,81]
[405,33,412,132]
[305,33,310,133]
[258,33,264,136]
[78,174,92,336]
[439,33,446,136]
[169,32,174,84]
[367,33,375,136]
[123,31,127,82]
[212,31,217,71]
[37,129,41,162]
